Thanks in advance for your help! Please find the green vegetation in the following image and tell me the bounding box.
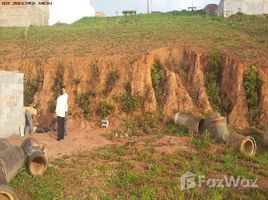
[151,59,165,104]
[75,92,92,118]
[24,74,43,106]
[104,68,120,96]
[120,92,140,113]
[97,99,115,117]
[205,50,231,115]
[164,119,192,136]
[11,140,268,199]
[48,64,65,112]
[192,131,213,149]
[243,65,262,125]
[1,12,267,63]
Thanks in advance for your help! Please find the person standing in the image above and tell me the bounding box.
[62,86,69,135]
[55,89,68,141]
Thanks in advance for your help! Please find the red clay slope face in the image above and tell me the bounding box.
[1,46,267,128]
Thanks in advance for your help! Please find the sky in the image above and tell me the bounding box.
[49,0,220,25]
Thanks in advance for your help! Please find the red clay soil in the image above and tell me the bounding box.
[7,125,115,161]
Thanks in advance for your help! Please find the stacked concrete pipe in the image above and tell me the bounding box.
[0,139,24,200]
[174,112,257,158]
[0,138,48,200]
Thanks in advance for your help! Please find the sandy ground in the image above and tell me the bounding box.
[7,125,115,161]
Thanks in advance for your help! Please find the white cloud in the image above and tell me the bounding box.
[49,0,95,25]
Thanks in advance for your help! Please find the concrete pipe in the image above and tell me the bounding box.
[174,112,204,134]
[203,113,229,143]
[0,139,11,152]
[21,138,48,176]
[0,145,25,183]
[227,133,257,158]
[0,185,18,200]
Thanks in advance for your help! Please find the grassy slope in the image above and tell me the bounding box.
[1,12,268,199]
[11,133,268,200]
[0,12,267,64]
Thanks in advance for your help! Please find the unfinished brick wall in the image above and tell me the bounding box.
[0,71,24,138]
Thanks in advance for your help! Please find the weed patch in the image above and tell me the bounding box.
[104,68,120,96]
[151,59,165,104]
[120,92,140,113]
[243,65,262,125]
[24,74,43,106]
[48,64,64,112]
[75,92,92,118]
[97,99,115,117]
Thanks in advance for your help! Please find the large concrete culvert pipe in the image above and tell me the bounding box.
[21,138,48,176]
[0,139,24,200]
[0,185,18,200]
[174,112,204,134]
[227,133,257,158]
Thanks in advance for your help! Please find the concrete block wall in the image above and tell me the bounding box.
[218,0,268,17]
[0,71,24,138]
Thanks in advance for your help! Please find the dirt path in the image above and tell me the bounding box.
[7,126,116,161]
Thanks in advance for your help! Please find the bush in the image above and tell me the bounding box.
[104,68,120,95]
[98,99,115,117]
[75,92,91,117]
[151,59,165,104]
[205,50,231,114]
[243,65,262,125]
[24,75,43,106]
[120,93,140,113]
[49,64,65,112]
[205,49,221,108]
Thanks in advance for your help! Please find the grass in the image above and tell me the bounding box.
[1,12,267,65]
[243,65,262,126]
[10,135,268,200]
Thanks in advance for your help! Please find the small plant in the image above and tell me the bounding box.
[205,50,231,115]
[24,74,43,106]
[104,68,120,95]
[75,92,91,117]
[98,99,115,117]
[49,64,65,112]
[243,65,262,125]
[120,92,140,113]
[164,119,191,136]
[192,130,213,149]
[151,59,165,104]
[205,49,221,108]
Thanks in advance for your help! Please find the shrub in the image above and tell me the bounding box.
[205,49,221,108]
[49,64,65,112]
[120,93,140,113]
[151,59,165,104]
[104,68,120,95]
[24,75,43,106]
[75,92,91,117]
[98,99,115,117]
[205,50,231,114]
[243,65,262,125]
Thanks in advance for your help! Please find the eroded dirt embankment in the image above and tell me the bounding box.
[2,46,268,128]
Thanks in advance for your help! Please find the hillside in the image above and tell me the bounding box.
[1,11,268,200]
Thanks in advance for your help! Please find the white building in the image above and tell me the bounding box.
[218,0,268,17]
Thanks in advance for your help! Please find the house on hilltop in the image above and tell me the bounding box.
[204,4,218,15]
[218,0,268,17]
[0,0,49,27]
